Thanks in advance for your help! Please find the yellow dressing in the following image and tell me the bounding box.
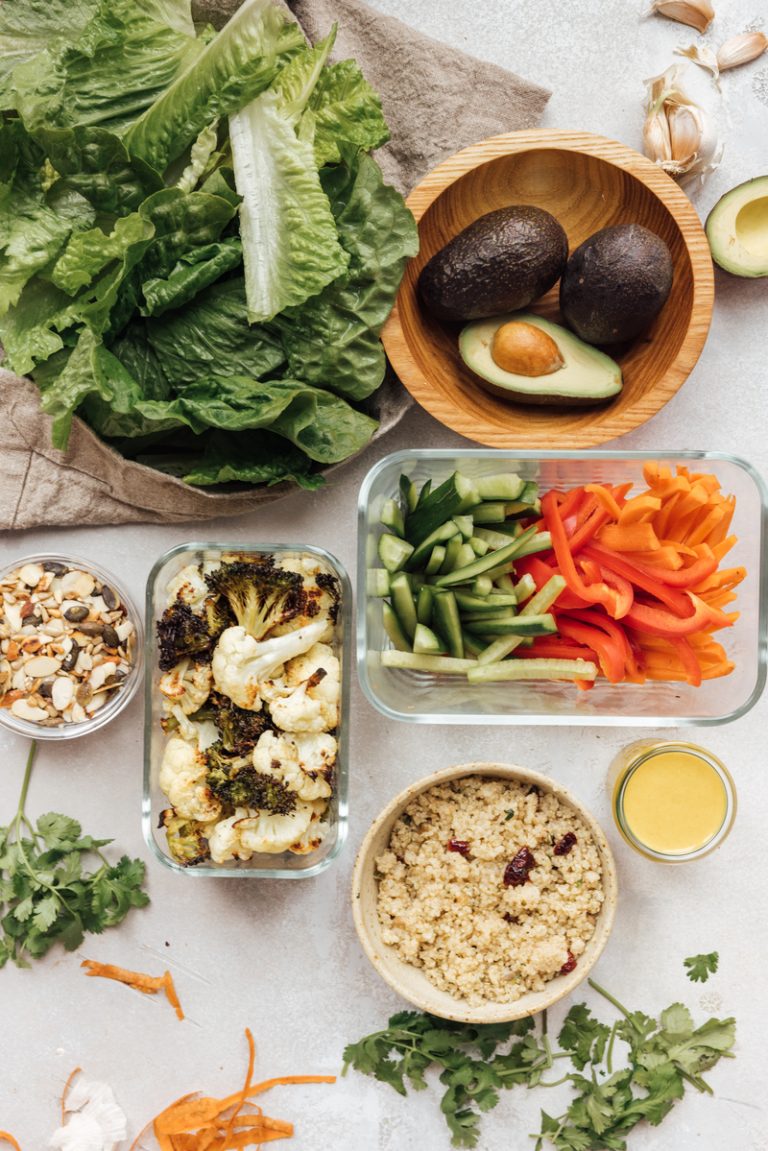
[621,750,727,856]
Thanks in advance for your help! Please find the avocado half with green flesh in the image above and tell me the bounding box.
[459,314,623,406]
[418,205,568,322]
[706,176,768,277]
[559,224,673,345]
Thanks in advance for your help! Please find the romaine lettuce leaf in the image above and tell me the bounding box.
[124,0,304,172]
[143,279,285,386]
[229,36,348,322]
[0,0,98,95]
[269,150,418,400]
[181,431,324,489]
[7,0,204,135]
[133,375,377,462]
[141,238,243,317]
[36,126,163,214]
[304,60,389,167]
[0,280,80,376]
[51,214,155,295]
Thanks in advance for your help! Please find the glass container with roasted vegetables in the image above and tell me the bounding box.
[144,544,350,877]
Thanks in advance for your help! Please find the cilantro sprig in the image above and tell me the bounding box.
[683,952,719,983]
[0,742,149,969]
[343,971,735,1149]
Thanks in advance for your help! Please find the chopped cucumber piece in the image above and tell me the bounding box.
[404,472,480,545]
[389,572,418,640]
[399,474,419,514]
[474,526,520,550]
[424,545,447,576]
[454,592,518,612]
[476,473,525,501]
[521,481,539,504]
[413,623,446,655]
[477,575,566,665]
[473,576,493,597]
[380,498,405,537]
[469,536,489,557]
[453,542,477,570]
[452,514,475,540]
[407,520,460,569]
[432,590,464,658]
[494,573,517,595]
[382,602,411,651]
[461,630,485,658]
[467,658,597,683]
[416,584,433,626]
[513,573,537,602]
[366,569,390,597]
[416,478,432,505]
[510,531,552,560]
[504,498,541,518]
[381,650,476,674]
[463,614,556,636]
[440,535,464,573]
[378,532,414,573]
[472,502,507,524]
[433,526,539,588]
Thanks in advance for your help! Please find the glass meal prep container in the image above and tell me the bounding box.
[144,542,351,877]
[357,450,767,726]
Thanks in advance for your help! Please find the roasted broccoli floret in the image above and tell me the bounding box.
[156,602,214,671]
[205,558,306,640]
[213,692,273,754]
[205,744,296,814]
[160,809,211,866]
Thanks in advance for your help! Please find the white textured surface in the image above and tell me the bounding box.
[2,2,768,1146]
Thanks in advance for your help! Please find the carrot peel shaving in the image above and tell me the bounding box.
[0,1134,22,1151]
[81,959,184,1021]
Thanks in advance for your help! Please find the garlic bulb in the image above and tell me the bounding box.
[649,0,714,34]
[48,1075,127,1151]
[716,31,768,72]
[642,64,721,181]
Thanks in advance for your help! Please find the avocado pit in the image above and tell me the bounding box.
[491,321,565,377]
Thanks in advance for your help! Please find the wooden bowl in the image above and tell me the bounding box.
[382,130,714,448]
[352,762,618,1023]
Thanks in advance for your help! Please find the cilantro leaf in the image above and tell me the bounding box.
[559,1004,611,1070]
[684,952,719,983]
[36,812,82,848]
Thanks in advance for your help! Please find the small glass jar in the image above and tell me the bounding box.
[610,739,736,863]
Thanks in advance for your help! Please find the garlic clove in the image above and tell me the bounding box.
[675,43,720,78]
[643,110,673,164]
[649,0,715,34]
[667,103,704,165]
[716,31,768,72]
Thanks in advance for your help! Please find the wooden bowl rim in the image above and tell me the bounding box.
[382,128,714,449]
[351,761,618,1023]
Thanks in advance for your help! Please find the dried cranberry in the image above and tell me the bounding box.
[446,839,471,857]
[554,832,577,856]
[560,951,577,975]
[503,846,536,886]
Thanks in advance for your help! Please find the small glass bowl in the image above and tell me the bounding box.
[610,740,737,863]
[357,450,767,726]
[0,553,143,741]
[144,542,350,878]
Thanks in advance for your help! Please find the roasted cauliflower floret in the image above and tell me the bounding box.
[211,620,328,710]
[252,730,336,801]
[287,798,330,855]
[237,802,316,854]
[263,642,340,732]
[269,559,340,644]
[207,807,252,864]
[158,737,221,821]
[166,563,208,609]
[159,659,213,715]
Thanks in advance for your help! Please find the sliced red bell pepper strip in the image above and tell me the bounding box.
[555,616,625,682]
[567,507,612,554]
[514,639,597,661]
[581,544,690,614]
[626,547,719,589]
[624,593,732,638]
[542,490,622,617]
[560,609,640,678]
[578,558,633,619]
[514,556,590,610]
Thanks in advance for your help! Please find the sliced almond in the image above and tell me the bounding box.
[24,654,62,677]
[52,677,75,711]
[18,563,44,588]
[10,698,50,723]
[61,570,95,598]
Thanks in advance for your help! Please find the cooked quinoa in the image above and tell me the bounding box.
[375,776,605,1005]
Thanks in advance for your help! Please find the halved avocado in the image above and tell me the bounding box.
[706,176,768,277]
[459,313,623,406]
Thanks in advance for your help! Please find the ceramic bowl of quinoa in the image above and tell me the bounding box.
[352,762,617,1023]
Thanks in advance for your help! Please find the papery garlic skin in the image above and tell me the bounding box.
[716,31,768,72]
[649,0,714,34]
[642,64,721,181]
[675,43,720,78]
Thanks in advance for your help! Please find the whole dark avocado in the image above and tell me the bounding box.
[418,205,568,322]
[559,224,673,345]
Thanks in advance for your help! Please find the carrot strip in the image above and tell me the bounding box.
[222,1029,256,1145]
[584,484,623,519]
[0,1135,22,1151]
[61,1066,82,1123]
[81,959,185,1021]
[597,522,661,553]
[617,493,662,524]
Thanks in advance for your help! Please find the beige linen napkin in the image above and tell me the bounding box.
[0,0,549,530]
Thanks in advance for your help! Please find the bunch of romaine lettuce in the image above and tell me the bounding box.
[0,0,418,488]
